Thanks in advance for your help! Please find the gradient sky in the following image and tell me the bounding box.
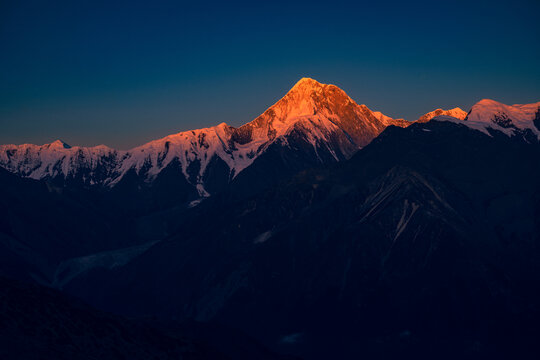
[1,0,539,149]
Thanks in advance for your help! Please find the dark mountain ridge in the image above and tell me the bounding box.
[63,120,540,359]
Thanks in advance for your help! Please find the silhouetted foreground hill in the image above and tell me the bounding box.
[0,276,225,359]
[0,276,296,360]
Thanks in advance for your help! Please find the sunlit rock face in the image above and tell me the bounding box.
[240,77,388,150]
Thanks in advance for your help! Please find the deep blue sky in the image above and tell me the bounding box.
[1,0,539,149]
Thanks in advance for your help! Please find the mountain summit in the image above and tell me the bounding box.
[416,108,467,123]
[47,140,72,149]
[430,99,540,139]
[289,76,325,92]
[464,99,540,137]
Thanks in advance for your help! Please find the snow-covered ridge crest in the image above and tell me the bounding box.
[0,141,121,183]
[0,77,454,193]
[432,99,540,138]
[416,107,467,123]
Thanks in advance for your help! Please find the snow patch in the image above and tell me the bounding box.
[394,199,419,242]
[253,231,272,244]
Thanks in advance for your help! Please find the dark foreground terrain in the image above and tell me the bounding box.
[1,82,540,359]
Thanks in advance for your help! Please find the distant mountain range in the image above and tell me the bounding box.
[0,78,471,197]
[1,78,539,360]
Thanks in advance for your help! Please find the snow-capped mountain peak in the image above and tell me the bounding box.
[47,140,72,149]
[433,99,540,139]
[256,77,355,126]
[289,77,325,91]
[466,99,539,123]
[416,107,467,123]
[464,99,540,137]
